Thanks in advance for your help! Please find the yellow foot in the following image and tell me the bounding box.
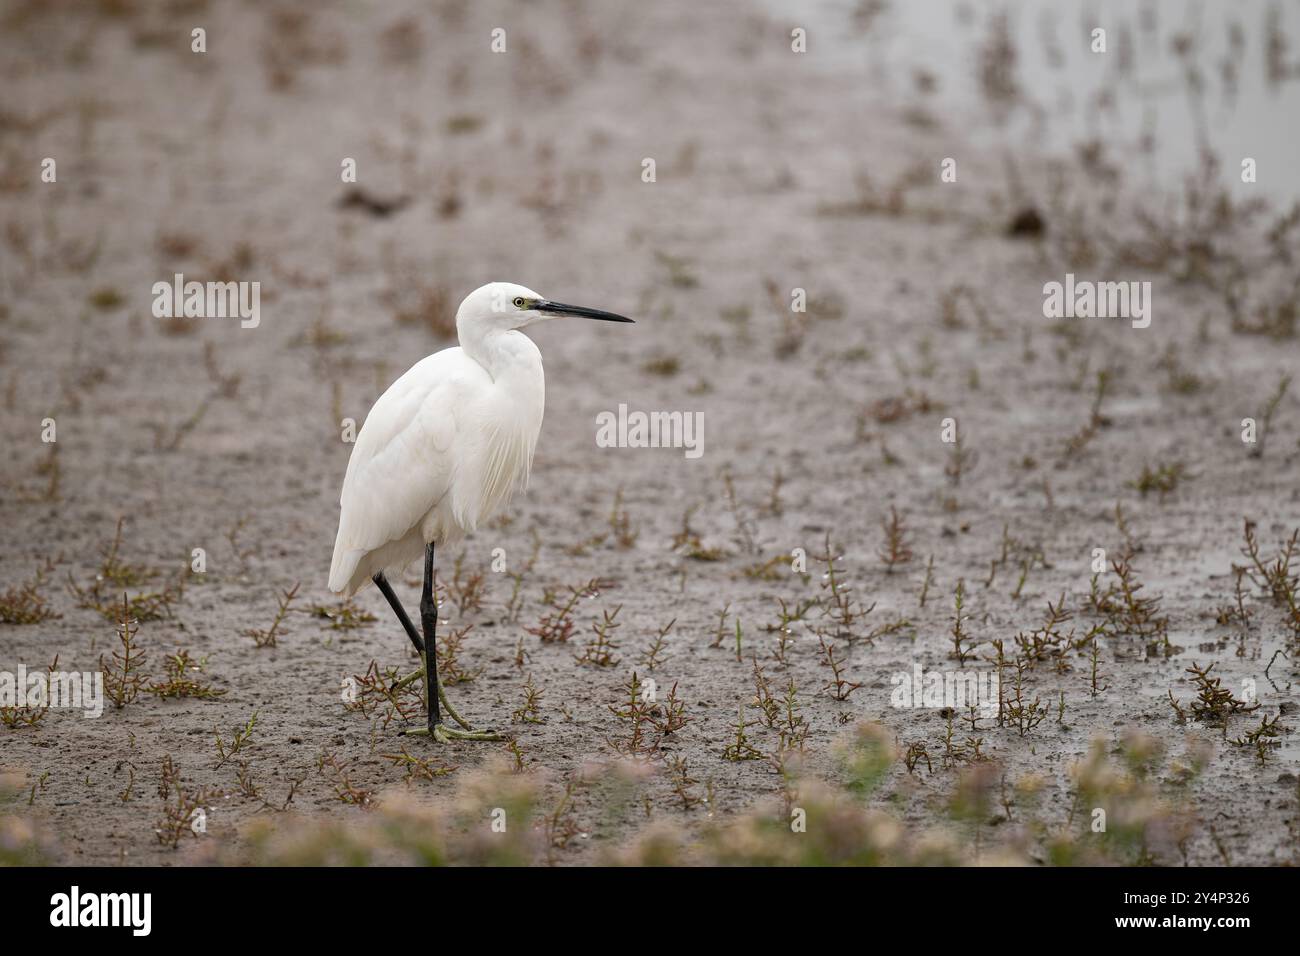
[391,658,478,733]
[403,723,506,743]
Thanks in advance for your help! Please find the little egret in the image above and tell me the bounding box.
[329,282,633,742]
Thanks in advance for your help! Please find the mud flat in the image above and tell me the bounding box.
[1,1,1297,865]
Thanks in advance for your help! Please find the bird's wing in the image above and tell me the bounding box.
[328,348,486,592]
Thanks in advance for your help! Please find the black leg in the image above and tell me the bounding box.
[420,542,442,730]
[372,571,424,654]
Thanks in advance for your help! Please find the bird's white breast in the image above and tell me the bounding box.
[441,331,545,536]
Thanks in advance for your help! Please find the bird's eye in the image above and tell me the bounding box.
[512,297,526,309]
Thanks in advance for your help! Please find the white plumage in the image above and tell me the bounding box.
[328,281,632,597]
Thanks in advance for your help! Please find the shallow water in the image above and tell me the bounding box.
[774,0,1300,205]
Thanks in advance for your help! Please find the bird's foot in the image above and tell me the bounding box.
[402,722,506,743]
[434,722,506,743]
[434,681,480,732]
[391,666,478,732]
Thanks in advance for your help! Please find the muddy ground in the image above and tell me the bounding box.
[1,0,1298,865]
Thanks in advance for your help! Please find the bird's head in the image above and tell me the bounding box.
[458,282,634,333]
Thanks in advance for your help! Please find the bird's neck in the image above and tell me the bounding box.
[461,327,541,382]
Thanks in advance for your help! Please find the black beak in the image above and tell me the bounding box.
[537,300,635,323]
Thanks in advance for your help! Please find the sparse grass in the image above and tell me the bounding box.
[5,2,1296,872]
[441,557,487,616]
[1229,713,1282,765]
[0,657,56,728]
[1130,461,1190,499]
[524,579,606,643]
[575,605,622,667]
[1091,554,1169,643]
[100,593,149,709]
[607,489,638,549]
[437,624,483,685]
[949,579,977,664]
[878,506,914,573]
[188,719,1214,866]
[317,751,373,808]
[1240,519,1300,639]
[512,674,545,725]
[814,533,875,641]
[214,712,259,769]
[720,704,765,761]
[606,672,658,758]
[1249,373,1291,459]
[69,519,184,623]
[242,583,300,648]
[1174,661,1259,744]
[0,562,60,625]
[379,746,455,782]
[155,756,222,850]
[817,635,862,701]
[653,251,698,289]
[344,659,423,727]
[149,649,226,700]
[309,598,376,631]
[639,618,675,671]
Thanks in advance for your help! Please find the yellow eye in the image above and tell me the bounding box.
[512,297,526,309]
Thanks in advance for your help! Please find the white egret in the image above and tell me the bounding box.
[329,282,633,742]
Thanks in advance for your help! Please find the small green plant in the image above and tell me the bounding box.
[918,554,935,607]
[1004,660,1047,737]
[441,557,486,615]
[606,672,657,758]
[1229,713,1282,765]
[317,751,373,807]
[243,583,299,648]
[949,579,978,663]
[1182,662,1259,728]
[437,625,483,685]
[310,598,376,630]
[214,713,259,769]
[721,704,765,761]
[665,755,702,810]
[511,674,545,725]
[575,605,622,667]
[525,579,604,643]
[818,635,862,701]
[0,563,60,625]
[1130,461,1189,499]
[155,755,222,850]
[608,489,638,549]
[0,657,56,728]
[1248,373,1291,458]
[816,533,875,640]
[380,746,455,782]
[101,593,149,709]
[639,618,675,670]
[149,649,226,700]
[1240,520,1300,638]
[878,506,914,572]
